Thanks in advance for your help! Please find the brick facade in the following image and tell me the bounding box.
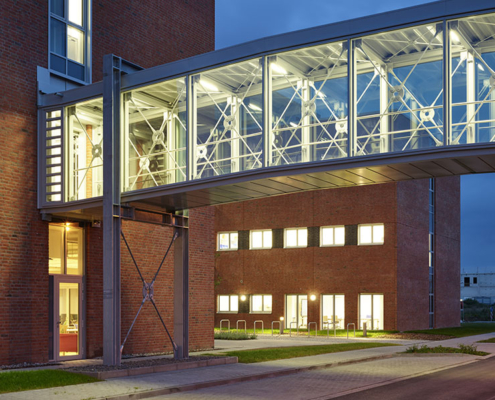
[214,179,460,332]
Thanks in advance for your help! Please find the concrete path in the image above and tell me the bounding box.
[1,333,494,400]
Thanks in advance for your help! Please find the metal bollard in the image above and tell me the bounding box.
[363,322,367,337]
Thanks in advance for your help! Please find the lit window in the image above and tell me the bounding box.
[250,295,272,313]
[250,230,272,249]
[49,223,84,275]
[217,232,238,251]
[359,294,384,330]
[49,0,91,82]
[358,224,384,245]
[218,295,238,313]
[284,228,308,248]
[320,226,345,246]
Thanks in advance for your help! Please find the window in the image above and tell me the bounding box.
[250,230,272,249]
[284,228,308,248]
[321,295,345,329]
[358,224,384,245]
[217,232,238,251]
[250,295,272,313]
[49,223,84,275]
[49,0,91,82]
[217,295,238,313]
[359,294,384,330]
[473,277,478,285]
[320,226,345,246]
[464,277,470,287]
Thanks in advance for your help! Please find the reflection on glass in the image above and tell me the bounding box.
[59,282,79,356]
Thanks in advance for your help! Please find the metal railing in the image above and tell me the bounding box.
[219,319,230,332]
[254,320,264,334]
[323,321,337,338]
[271,321,282,336]
[236,320,247,333]
[308,322,317,338]
[289,321,299,337]
[347,323,356,339]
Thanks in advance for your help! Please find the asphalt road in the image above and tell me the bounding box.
[337,356,495,400]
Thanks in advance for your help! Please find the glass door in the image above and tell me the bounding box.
[285,295,308,329]
[55,277,82,360]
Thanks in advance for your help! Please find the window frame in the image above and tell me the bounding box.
[358,293,384,330]
[49,222,85,276]
[249,229,273,250]
[358,223,385,245]
[49,0,92,84]
[320,226,345,247]
[249,294,273,314]
[217,231,238,251]
[284,227,308,248]
[217,294,239,314]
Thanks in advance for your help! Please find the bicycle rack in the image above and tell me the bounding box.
[347,323,356,339]
[323,321,337,338]
[308,322,317,338]
[219,319,230,332]
[271,321,282,336]
[236,320,247,333]
[254,320,264,334]
[289,321,299,337]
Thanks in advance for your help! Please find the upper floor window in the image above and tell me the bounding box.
[284,228,308,248]
[217,232,238,251]
[50,0,91,83]
[49,223,84,275]
[358,224,384,245]
[320,226,345,247]
[250,230,272,249]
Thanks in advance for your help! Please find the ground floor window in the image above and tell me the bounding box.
[285,294,308,329]
[217,295,239,313]
[359,294,384,330]
[250,294,272,313]
[321,294,345,329]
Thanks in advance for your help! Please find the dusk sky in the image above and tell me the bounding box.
[216,0,495,273]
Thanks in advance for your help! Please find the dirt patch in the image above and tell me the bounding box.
[374,333,454,341]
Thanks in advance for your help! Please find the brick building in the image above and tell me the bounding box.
[0,0,215,365]
[214,178,460,332]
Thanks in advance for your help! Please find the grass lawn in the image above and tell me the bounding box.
[406,323,495,338]
[204,342,398,363]
[404,344,488,356]
[0,369,99,394]
[215,328,398,339]
[478,337,495,343]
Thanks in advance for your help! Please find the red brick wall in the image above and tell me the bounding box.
[435,176,461,328]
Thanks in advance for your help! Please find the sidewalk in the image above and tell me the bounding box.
[1,333,494,400]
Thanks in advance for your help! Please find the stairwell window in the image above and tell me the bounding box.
[250,230,272,249]
[358,224,384,245]
[217,295,238,313]
[217,232,238,251]
[284,228,308,248]
[49,0,91,83]
[320,226,345,246]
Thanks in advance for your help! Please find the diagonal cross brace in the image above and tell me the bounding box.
[120,230,180,358]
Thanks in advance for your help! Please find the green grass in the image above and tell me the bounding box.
[214,331,257,340]
[0,369,100,394]
[404,344,488,356]
[215,328,398,339]
[204,342,398,363]
[477,337,495,343]
[406,323,495,338]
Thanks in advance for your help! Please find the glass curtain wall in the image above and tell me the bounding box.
[65,98,103,201]
[356,24,444,155]
[123,78,187,190]
[450,13,495,145]
[270,41,348,166]
[192,59,263,179]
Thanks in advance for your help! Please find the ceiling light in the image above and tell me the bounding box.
[249,103,262,112]
[271,63,287,75]
[199,79,219,92]
[240,295,247,301]
[450,30,460,43]
[310,294,316,301]
[478,63,485,72]
[290,122,298,128]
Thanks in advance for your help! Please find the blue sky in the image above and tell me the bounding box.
[215,0,495,273]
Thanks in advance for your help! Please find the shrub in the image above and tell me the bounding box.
[214,331,257,340]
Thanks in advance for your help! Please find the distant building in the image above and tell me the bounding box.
[461,273,495,304]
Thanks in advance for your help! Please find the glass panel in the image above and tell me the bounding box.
[264,295,272,312]
[335,295,345,329]
[68,61,85,81]
[51,0,64,17]
[124,78,187,190]
[65,98,103,201]
[450,13,495,145]
[286,229,297,247]
[252,295,263,312]
[48,110,62,119]
[321,295,334,327]
[67,27,84,63]
[321,227,334,246]
[300,296,308,328]
[51,54,66,74]
[373,224,384,243]
[252,231,262,248]
[50,18,66,56]
[356,23,444,156]
[194,59,263,179]
[66,226,83,275]
[360,294,372,329]
[270,41,348,166]
[59,282,79,356]
[286,295,298,329]
[230,233,238,249]
[373,294,384,330]
[68,0,83,26]
[263,231,272,248]
[230,295,238,312]
[297,228,307,247]
[219,295,229,311]
[49,225,65,274]
[359,225,372,244]
[218,233,229,250]
[335,227,345,245]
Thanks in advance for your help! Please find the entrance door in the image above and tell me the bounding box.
[54,276,83,360]
[285,295,308,329]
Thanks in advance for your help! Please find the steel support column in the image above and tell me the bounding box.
[103,54,122,366]
[173,223,189,359]
[348,39,357,157]
[443,21,452,146]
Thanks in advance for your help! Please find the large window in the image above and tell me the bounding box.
[320,226,345,247]
[49,223,84,275]
[359,294,384,330]
[284,228,308,248]
[217,295,239,313]
[250,230,272,249]
[321,295,345,329]
[49,0,91,82]
[358,224,384,245]
[217,232,238,251]
[250,295,272,313]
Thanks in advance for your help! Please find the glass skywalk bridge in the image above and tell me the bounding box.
[39,1,495,218]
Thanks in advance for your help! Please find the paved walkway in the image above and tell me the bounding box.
[1,334,494,400]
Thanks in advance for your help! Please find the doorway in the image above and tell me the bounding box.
[285,295,308,329]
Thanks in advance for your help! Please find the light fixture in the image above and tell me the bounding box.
[310,294,316,301]
[478,63,485,72]
[249,103,262,112]
[289,122,298,128]
[271,63,287,75]
[199,79,219,92]
[450,30,460,43]
[240,295,247,301]
[66,222,71,231]
[279,316,285,321]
